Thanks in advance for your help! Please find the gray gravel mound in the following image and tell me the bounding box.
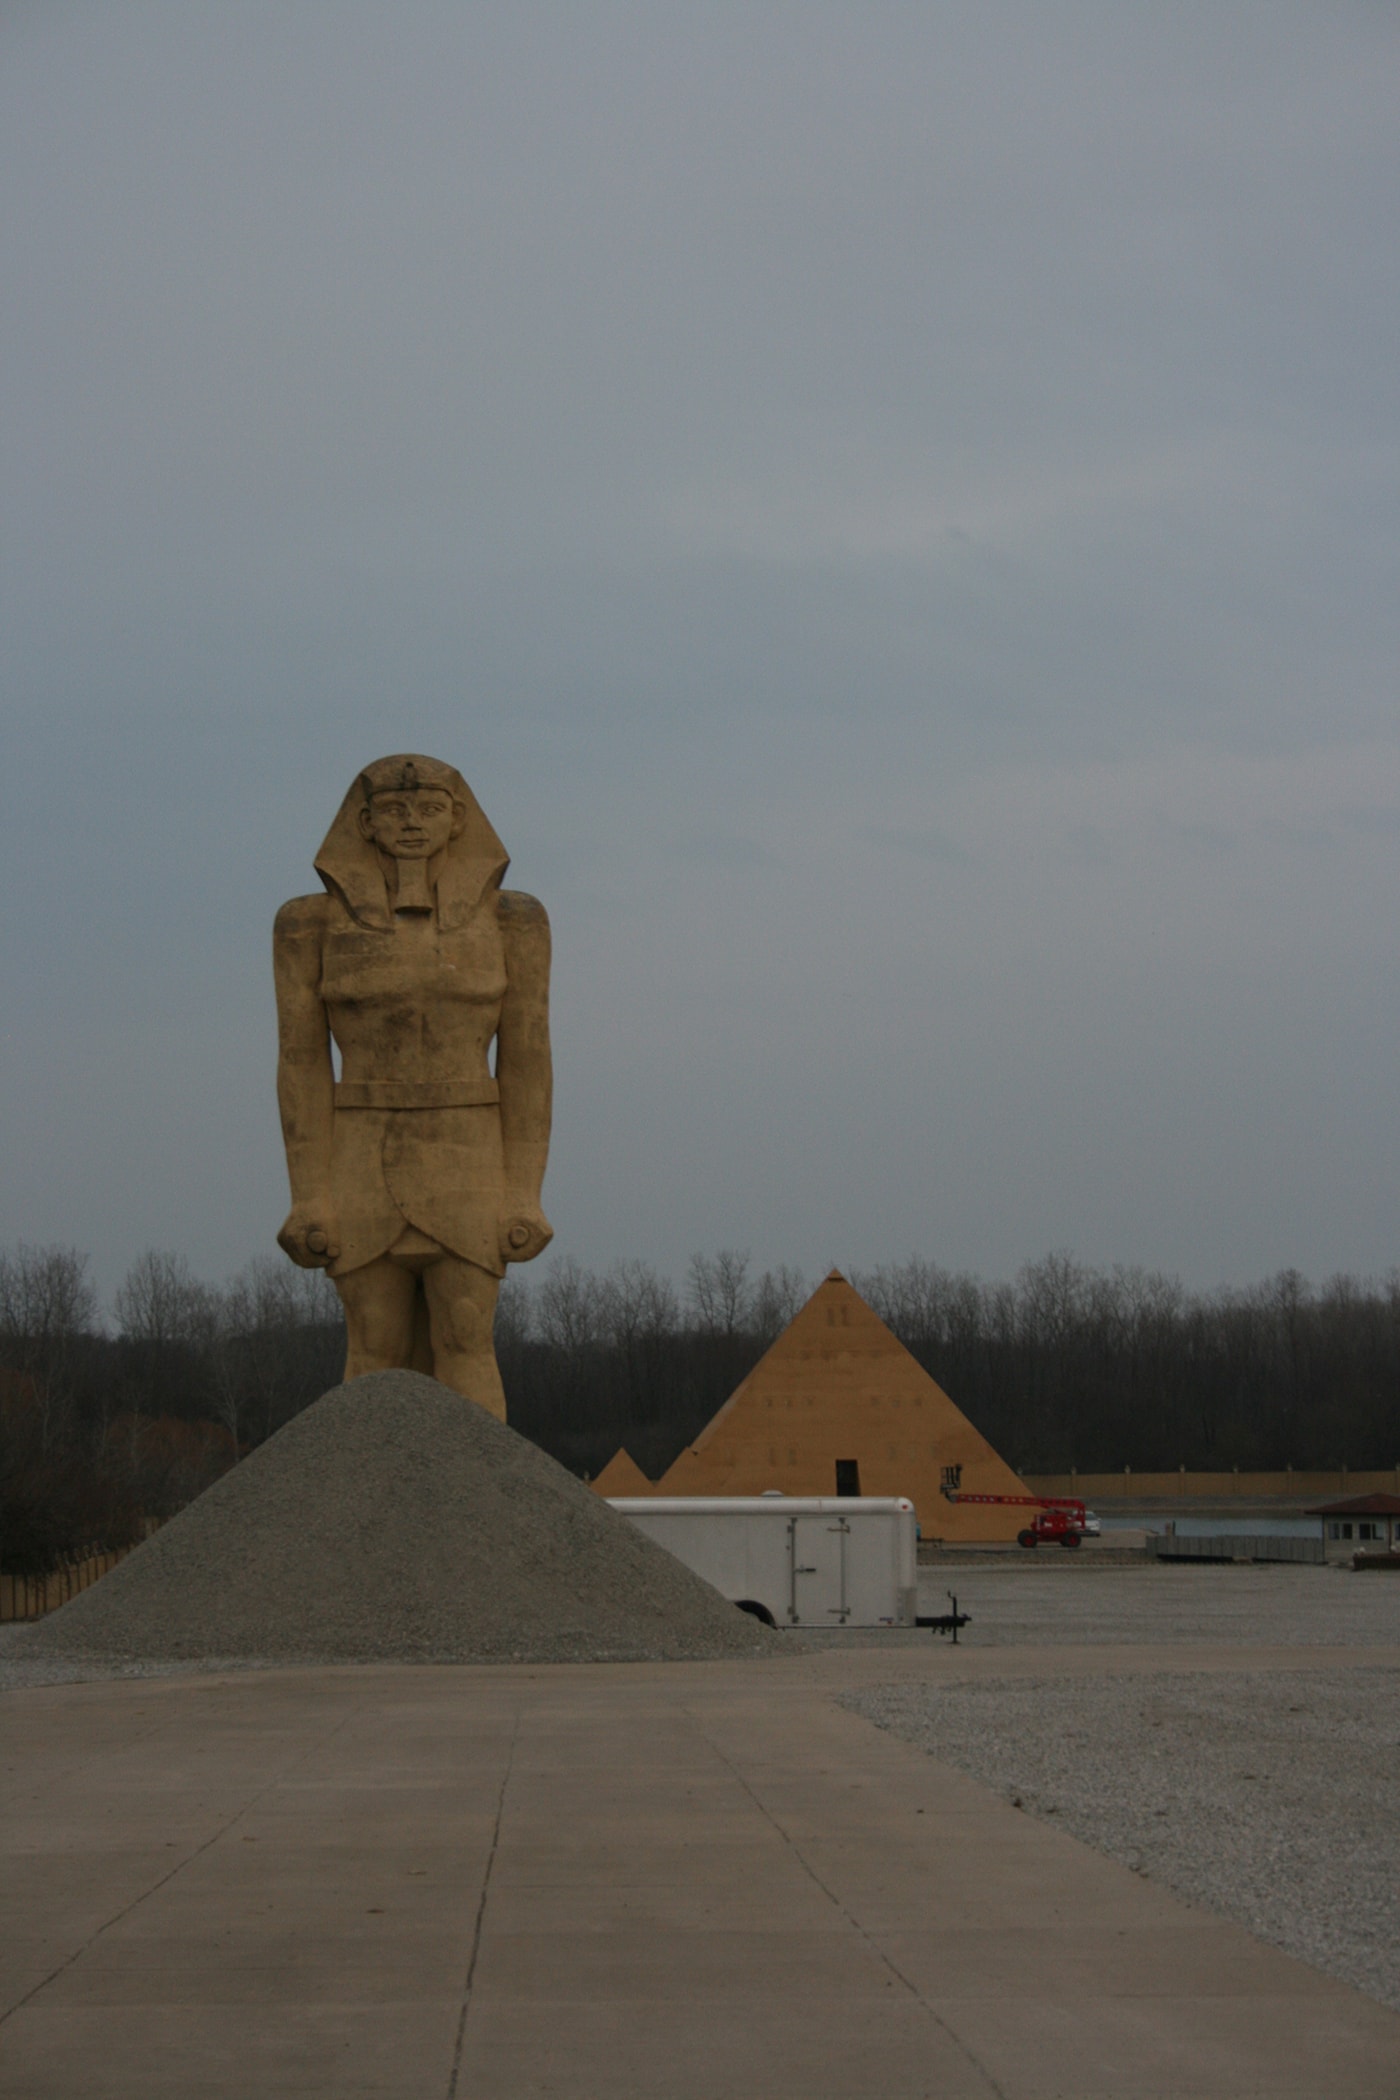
[845,1668,1400,2014]
[11,1372,780,1665]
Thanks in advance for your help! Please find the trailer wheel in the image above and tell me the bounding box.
[1060,1531,1081,1549]
[1017,1529,1039,1549]
[734,1599,777,1628]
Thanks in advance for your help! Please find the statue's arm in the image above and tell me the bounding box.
[495,889,553,1263]
[273,895,339,1266]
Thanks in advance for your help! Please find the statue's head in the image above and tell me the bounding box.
[355,755,468,862]
[316,754,508,930]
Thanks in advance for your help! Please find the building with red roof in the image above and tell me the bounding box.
[1305,1493,1400,1558]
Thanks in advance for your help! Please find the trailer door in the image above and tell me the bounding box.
[787,1513,850,1625]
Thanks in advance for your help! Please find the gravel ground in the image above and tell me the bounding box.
[845,1668,1400,2013]
[1,1371,779,1674]
[783,1560,1400,1652]
[916,1558,1400,1646]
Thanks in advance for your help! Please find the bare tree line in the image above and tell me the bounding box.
[497,1253,811,1478]
[0,1243,343,1572]
[504,1249,1400,1480]
[3,1239,1398,1571]
[851,1252,1400,1477]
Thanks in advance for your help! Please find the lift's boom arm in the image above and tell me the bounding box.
[941,1488,1087,1519]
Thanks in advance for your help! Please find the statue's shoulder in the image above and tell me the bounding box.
[495,888,549,932]
[274,892,332,942]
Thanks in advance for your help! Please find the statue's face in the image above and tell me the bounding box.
[358,789,463,860]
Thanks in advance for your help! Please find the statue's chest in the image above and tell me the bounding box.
[320,915,507,1014]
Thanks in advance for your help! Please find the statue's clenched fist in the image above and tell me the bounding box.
[499,1207,553,1265]
[278,1206,341,1269]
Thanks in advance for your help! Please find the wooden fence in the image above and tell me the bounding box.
[1,1546,136,1623]
[1024,1467,1400,1501]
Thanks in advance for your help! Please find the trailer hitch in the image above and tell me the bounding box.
[916,1591,971,1642]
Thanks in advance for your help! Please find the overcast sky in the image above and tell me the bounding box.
[3,1,1397,1309]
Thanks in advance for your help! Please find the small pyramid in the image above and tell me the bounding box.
[590,1446,655,1496]
[657,1270,1031,1540]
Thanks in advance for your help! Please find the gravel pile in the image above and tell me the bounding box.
[8,1371,780,1667]
[845,1668,1400,2013]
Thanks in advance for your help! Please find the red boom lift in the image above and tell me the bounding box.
[940,1486,1089,1548]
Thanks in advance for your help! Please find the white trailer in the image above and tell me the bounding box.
[608,1496,918,1629]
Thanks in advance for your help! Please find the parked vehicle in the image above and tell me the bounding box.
[608,1496,918,1628]
[940,1486,1090,1548]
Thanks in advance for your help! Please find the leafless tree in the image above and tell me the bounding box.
[599,1261,679,1351]
[114,1251,213,1349]
[752,1265,807,1344]
[535,1258,603,1351]
[687,1249,752,1337]
[1016,1250,1091,1350]
[494,1276,534,1353]
[0,1242,99,1445]
[204,1256,342,1448]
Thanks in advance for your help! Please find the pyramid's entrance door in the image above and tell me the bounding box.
[787,1514,851,1625]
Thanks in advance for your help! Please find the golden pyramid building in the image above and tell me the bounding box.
[612,1270,1031,1542]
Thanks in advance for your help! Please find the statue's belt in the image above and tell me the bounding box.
[333,1078,500,1109]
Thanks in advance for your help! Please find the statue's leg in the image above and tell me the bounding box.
[421,1258,505,1417]
[334,1258,419,1379]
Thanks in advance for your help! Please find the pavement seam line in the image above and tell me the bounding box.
[0,1692,366,2027]
[447,1704,520,2100]
[681,1695,1012,2100]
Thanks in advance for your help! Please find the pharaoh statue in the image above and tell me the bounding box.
[273,755,552,1416]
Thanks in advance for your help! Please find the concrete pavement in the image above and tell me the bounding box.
[3,1650,1398,2097]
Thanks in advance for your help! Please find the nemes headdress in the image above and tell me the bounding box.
[314,753,509,931]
